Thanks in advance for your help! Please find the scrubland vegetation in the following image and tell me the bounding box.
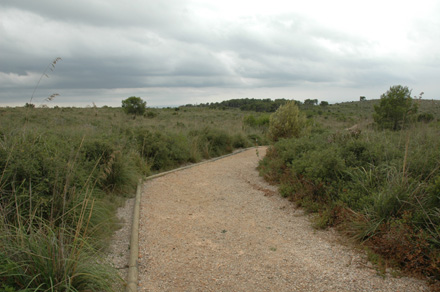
[0,105,266,291]
[1,90,440,290]
[259,95,440,288]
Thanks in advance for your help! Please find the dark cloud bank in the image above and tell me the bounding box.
[0,0,438,107]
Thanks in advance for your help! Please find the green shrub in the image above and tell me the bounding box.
[373,85,418,130]
[268,101,306,141]
[247,134,267,145]
[256,114,270,127]
[145,110,158,118]
[243,114,257,127]
[200,127,233,157]
[297,147,345,183]
[232,133,250,148]
[135,130,172,170]
[167,133,192,164]
[259,125,440,279]
[417,112,434,123]
[341,139,376,168]
[244,114,270,128]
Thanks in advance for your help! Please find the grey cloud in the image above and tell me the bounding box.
[0,0,187,29]
[0,1,438,106]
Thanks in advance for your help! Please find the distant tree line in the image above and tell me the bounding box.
[184,98,305,112]
[182,98,331,112]
[184,98,290,112]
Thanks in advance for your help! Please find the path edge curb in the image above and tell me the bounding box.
[125,146,262,291]
[126,179,142,292]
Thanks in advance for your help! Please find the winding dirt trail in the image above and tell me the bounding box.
[137,147,427,291]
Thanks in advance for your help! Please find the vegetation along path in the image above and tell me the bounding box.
[137,147,427,291]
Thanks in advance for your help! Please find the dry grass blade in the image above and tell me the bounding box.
[29,57,62,105]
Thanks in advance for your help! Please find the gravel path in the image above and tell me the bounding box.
[136,147,428,291]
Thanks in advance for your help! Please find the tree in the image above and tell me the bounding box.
[320,101,329,107]
[360,96,366,101]
[304,99,318,106]
[122,96,147,116]
[268,100,306,141]
[373,85,417,130]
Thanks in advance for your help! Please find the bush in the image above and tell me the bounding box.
[135,130,173,170]
[243,114,270,128]
[232,133,250,148]
[268,101,306,141]
[259,126,440,280]
[243,114,257,127]
[417,112,434,123]
[122,96,147,116]
[146,110,158,118]
[373,85,418,130]
[199,127,233,157]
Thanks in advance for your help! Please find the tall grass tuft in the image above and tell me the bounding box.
[1,218,119,291]
[0,128,123,291]
[0,185,120,291]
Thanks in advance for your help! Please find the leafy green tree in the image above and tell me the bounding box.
[360,96,366,101]
[122,96,147,116]
[304,99,318,106]
[373,85,418,130]
[268,100,306,141]
[320,101,329,107]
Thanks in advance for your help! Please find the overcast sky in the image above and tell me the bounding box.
[1,0,439,107]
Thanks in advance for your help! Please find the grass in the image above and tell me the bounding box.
[0,167,120,291]
[0,105,267,291]
[3,98,439,289]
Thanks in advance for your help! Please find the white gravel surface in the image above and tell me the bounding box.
[129,147,427,291]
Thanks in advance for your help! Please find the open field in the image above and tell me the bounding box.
[0,105,266,291]
[1,98,440,290]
